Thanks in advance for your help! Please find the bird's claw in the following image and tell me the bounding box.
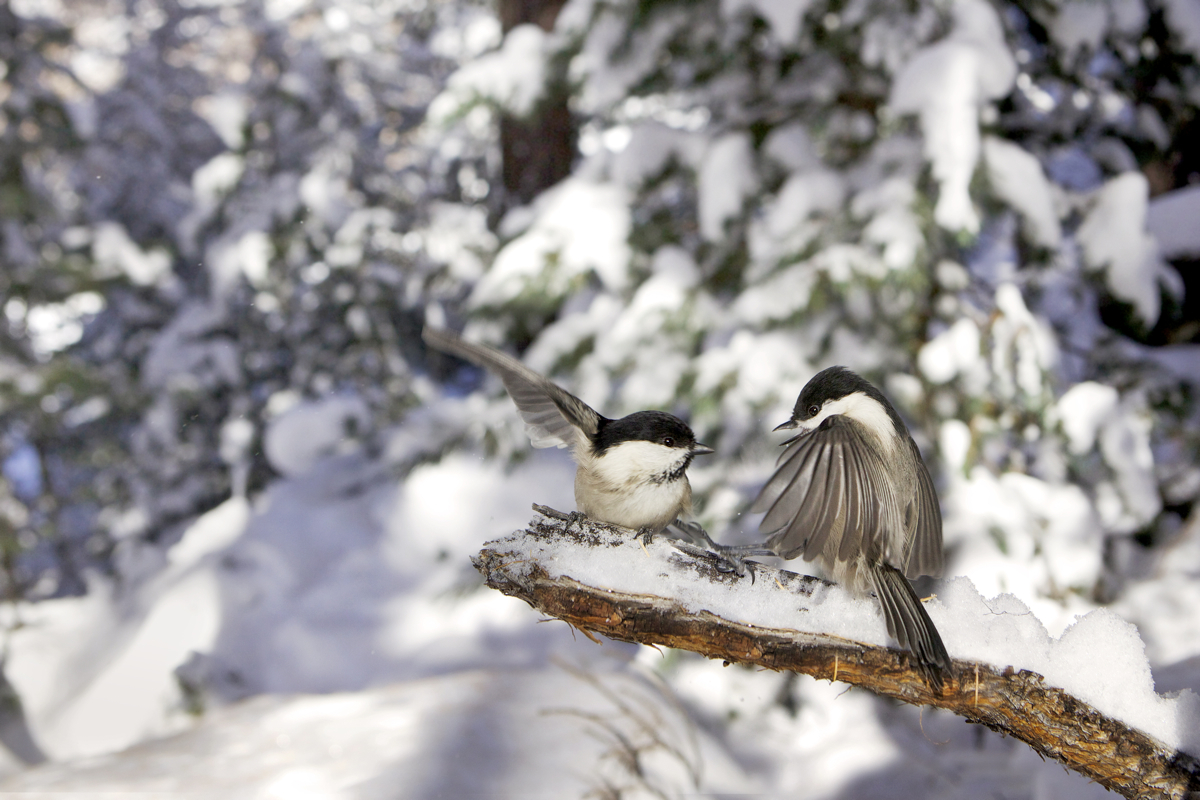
[669,540,759,583]
[712,550,757,583]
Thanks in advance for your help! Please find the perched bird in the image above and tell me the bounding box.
[713,366,951,689]
[423,327,713,541]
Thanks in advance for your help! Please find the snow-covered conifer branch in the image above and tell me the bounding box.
[473,508,1200,800]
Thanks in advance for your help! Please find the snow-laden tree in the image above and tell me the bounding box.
[435,0,1200,613]
[1,0,1198,793]
[0,0,497,599]
[427,0,1200,790]
[0,0,513,764]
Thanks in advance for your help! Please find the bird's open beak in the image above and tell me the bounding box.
[692,443,715,456]
[772,419,798,432]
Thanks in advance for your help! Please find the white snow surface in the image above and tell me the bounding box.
[918,317,984,387]
[749,168,846,265]
[1076,171,1175,326]
[570,6,686,114]
[982,136,1062,248]
[495,513,1200,756]
[262,394,372,476]
[429,23,548,119]
[469,177,633,307]
[698,132,758,241]
[610,122,706,188]
[92,222,172,287]
[888,0,1017,233]
[1163,0,1200,59]
[1050,1,1108,62]
[0,668,751,797]
[2,498,249,759]
[1055,381,1119,455]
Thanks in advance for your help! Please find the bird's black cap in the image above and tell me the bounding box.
[791,366,907,433]
[593,411,708,457]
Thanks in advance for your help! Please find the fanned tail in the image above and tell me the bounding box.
[872,563,952,691]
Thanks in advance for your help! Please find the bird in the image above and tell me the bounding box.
[422,326,714,542]
[710,366,951,690]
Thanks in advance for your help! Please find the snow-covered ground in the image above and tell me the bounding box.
[1,421,1194,796]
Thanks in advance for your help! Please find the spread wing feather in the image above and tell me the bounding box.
[751,437,816,516]
[904,438,944,578]
[423,327,600,454]
[799,445,841,562]
[756,416,901,566]
[836,444,864,563]
[752,437,823,555]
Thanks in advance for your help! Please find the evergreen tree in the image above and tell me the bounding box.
[430,0,1200,773]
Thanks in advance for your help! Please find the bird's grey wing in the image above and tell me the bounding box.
[903,437,944,579]
[423,327,600,451]
[753,416,902,566]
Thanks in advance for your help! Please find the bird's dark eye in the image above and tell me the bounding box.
[662,437,674,446]
[807,404,820,417]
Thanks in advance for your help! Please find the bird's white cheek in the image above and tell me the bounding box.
[807,392,898,453]
[796,404,837,433]
[591,441,687,486]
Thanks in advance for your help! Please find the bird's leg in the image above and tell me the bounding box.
[691,548,753,579]
[706,544,770,581]
[668,518,718,549]
[671,534,775,583]
[634,526,659,546]
[642,517,716,548]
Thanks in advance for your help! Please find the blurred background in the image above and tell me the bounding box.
[0,0,1198,795]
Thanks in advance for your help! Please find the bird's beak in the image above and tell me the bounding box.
[692,443,715,456]
[773,419,798,432]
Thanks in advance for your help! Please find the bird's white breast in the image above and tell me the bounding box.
[575,440,692,531]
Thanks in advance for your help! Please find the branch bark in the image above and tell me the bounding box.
[472,507,1200,800]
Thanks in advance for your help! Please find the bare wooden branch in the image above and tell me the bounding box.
[472,507,1200,800]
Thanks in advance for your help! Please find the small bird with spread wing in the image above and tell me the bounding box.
[423,327,714,542]
[704,366,951,689]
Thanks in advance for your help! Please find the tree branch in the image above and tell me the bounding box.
[472,507,1200,800]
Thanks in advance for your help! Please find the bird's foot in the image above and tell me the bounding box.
[712,550,756,581]
[634,526,658,547]
[670,538,770,583]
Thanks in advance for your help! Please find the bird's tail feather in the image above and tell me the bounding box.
[872,563,952,691]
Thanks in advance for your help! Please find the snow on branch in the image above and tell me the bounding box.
[473,507,1200,800]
